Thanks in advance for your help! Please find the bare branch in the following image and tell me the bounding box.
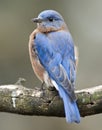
[0,79,102,118]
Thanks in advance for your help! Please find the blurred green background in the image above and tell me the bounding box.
[0,0,102,130]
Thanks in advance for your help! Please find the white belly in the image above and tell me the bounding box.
[43,71,59,90]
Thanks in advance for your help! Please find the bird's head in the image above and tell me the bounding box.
[32,10,67,32]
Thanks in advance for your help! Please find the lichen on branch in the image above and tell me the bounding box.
[0,78,102,118]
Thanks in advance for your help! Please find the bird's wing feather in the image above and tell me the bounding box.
[34,31,76,100]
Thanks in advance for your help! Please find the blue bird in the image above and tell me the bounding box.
[29,10,80,123]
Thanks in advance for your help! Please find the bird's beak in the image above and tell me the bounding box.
[32,18,43,23]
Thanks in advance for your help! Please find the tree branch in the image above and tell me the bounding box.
[0,78,102,118]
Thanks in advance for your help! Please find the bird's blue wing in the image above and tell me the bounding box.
[34,31,76,100]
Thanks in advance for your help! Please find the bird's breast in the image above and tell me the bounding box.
[29,29,45,82]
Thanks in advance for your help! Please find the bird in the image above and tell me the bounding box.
[29,10,80,123]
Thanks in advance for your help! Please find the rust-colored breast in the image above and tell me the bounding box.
[28,29,45,82]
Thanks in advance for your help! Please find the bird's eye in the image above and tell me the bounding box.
[48,17,53,22]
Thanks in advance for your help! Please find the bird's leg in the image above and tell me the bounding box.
[40,81,45,91]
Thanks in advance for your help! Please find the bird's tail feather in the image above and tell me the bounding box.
[58,86,80,123]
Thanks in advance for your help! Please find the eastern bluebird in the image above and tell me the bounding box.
[29,10,80,123]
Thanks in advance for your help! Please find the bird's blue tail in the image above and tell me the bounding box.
[58,86,80,123]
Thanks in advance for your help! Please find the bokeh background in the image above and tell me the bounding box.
[0,0,102,130]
